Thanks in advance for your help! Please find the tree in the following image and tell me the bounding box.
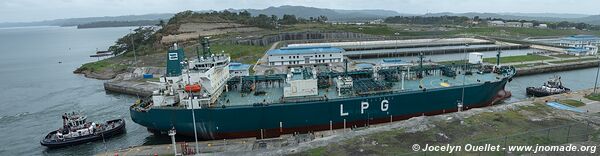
[318,15,328,22]
[280,14,299,25]
[239,10,251,18]
[158,20,165,27]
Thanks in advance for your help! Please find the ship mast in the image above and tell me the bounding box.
[201,37,212,58]
[344,58,348,76]
[496,45,502,67]
[196,35,202,61]
[460,43,469,110]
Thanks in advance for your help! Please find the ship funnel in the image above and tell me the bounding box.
[166,44,185,77]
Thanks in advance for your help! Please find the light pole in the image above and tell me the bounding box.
[168,128,177,156]
[183,60,200,153]
[130,29,138,68]
[594,60,600,94]
[461,43,469,107]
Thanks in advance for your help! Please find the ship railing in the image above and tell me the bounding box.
[281,96,327,103]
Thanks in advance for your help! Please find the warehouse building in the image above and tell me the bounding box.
[228,62,251,77]
[267,46,344,66]
[559,35,600,48]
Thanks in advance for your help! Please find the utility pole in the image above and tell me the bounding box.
[461,43,468,107]
[168,128,177,156]
[594,60,600,94]
[184,60,200,153]
[130,29,138,68]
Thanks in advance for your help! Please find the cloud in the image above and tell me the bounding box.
[0,0,599,22]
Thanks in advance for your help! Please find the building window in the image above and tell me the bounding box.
[330,54,332,57]
[281,57,283,59]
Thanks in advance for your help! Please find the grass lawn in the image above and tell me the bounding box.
[550,54,578,58]
[436,59,468,65]
[559,99,586,107]
[484,55,552,64]
[513,63,548,68]
[183,43,269,65]
[296,103,588,156]
[549,57,598,64]
[585,93,600,101]
[78,59,126,72]
[211,44,269,64]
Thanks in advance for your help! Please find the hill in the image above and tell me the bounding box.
[231,5,403,21]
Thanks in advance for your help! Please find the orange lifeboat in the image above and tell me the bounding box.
[184,84,201,92]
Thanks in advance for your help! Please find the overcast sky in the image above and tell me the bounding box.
[1,0,599,23]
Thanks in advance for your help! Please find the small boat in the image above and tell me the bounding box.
[526,76,570,97]
[40,112,126,148]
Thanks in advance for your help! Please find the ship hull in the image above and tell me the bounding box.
[131,78,510,140]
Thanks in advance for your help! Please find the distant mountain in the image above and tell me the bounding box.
[0,13,173,28]
[574,15,600,25]
[4,5,600,28]
[232,5,404,21]
[333,9,414,17]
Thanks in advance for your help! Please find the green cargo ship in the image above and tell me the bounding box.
[130,39,515,140]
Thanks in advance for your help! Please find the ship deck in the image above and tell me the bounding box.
[217,72,504,107]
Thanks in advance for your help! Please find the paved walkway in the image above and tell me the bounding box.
[253,42,280,75]
[534,88,600,113]
[502,55,597,66]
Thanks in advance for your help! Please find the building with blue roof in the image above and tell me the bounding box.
[228,62,251,76]
[267,46,344,66]
[559,35,600,48]
[566,46,598,56]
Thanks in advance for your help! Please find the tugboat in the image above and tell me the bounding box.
[526,76,570,97]
[40,112,126,148]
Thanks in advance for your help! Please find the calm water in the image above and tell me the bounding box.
[0,26,165,156]
[0,26,598,155]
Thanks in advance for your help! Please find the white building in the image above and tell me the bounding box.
[267,46,344,66]
[505,22,522,27]
[566,46,598,56]
[522,22,534,28]
[370,19,384,24]
[559,35,600,48]
[488,20,505,27]
[558,35,600,56]
[228,62,250,77]
[537,24,548,29]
